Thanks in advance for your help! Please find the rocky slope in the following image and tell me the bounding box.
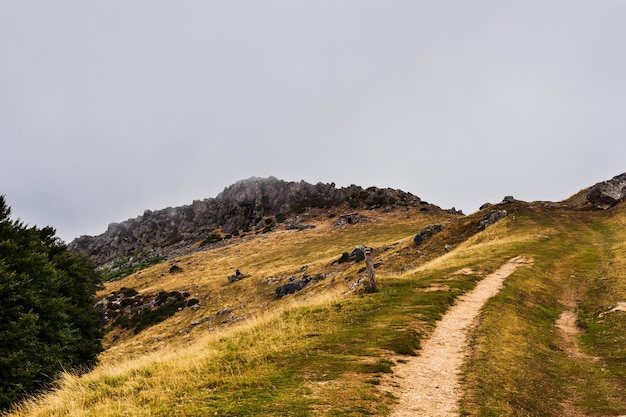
[70,173,626,272]
[69,177,450,268]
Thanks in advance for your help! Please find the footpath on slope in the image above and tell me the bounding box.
[386,256,532,417]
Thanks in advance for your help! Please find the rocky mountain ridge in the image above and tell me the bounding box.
[69,173,626,271]
[69,177,448,268]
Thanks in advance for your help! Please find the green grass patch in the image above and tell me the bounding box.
[157,262,494,416]
[460,207,626,416]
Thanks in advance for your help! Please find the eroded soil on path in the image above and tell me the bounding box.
[385,256,532,417]
[556,309,598,362]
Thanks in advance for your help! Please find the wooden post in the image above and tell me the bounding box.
[364,247,377,291]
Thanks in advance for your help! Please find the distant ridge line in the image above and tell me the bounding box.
[69,177,449,267]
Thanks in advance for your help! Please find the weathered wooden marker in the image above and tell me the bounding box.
[363,247,377,291]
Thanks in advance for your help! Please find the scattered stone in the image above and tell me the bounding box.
[335,252,350,264]
[286,219,316,230]
[216,308,232,316]
[262,276,282,285]
[586,173,626,209]
[348,246,367,262]
[446,207,464,215]
[275,276,312,297]
[478,210,507,231]
[187,298,200,307]
[414,224,445,246]
[334,246,371,264]
[333,213,370,228]
[227,270,250,283]
[349,276,367,290]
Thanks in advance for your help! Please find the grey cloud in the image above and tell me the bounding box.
[1,1,625,242]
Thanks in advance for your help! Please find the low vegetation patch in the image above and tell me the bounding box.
[98,290,191,335]
[9,203,626,416]
[102,255,165,282]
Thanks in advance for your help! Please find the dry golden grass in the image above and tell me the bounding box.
[11,202,626,416]
[11,287,353,416]
[9,206,454,416]
[93,207,452,359]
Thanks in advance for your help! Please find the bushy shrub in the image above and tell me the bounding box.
[0,196,103,410]
[119,287,138,297]
[112,291,189,334]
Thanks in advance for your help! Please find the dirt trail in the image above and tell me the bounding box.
[387,256,532,417]
[555,297,604,417]
[556,309,598,361]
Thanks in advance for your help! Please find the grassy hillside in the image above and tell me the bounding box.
[6,202,626,416]
[461,202,626,416]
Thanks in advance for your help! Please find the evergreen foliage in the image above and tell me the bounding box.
[0,196,103,410]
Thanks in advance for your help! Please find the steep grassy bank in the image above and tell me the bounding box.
[460,204,626,416]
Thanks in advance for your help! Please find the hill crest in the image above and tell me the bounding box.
[69,177,454,268]
[10,171,626,416]
[69,173,626,272]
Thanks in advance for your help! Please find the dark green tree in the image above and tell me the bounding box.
[0,196,103,410]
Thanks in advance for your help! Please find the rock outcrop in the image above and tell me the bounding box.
[586,173,626,209]
[478,209,508,230]
[332,213,370,228]
[334,246,375,264]
[414,224,446,246]
[95,288,195,333]
[70,177,442,267]
[275,276,312,298]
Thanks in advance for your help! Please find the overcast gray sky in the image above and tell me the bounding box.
[2,1,625,242]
